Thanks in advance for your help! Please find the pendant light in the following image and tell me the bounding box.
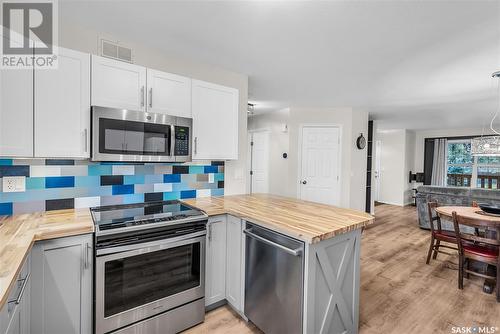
[471,71,500,156]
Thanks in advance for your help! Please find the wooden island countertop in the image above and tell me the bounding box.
[0,209,94,310]
[183,194,374,244]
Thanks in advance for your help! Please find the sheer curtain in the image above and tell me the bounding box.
[431,138,447,186]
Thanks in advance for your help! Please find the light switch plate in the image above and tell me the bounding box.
[2,176,26,193]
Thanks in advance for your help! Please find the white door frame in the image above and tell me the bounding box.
[297,124,343,204]
[374,140,382,202]
[248,128,270,194]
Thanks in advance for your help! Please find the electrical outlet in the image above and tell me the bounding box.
[2,176,26,193]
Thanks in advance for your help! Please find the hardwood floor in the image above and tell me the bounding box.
[186,204,499,334]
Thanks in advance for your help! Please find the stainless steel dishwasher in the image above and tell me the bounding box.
[244,223,305,334]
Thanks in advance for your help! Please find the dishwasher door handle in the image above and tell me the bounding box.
[243,229,302,256]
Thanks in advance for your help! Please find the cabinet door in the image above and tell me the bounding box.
[31,234,93,334]
[35,48,90,158]
[0,68,33,157]
[91,55,146,111]
[191,80,239,160]
[146,69,191,117]
[205,215,227,306]
[225,215,242,311]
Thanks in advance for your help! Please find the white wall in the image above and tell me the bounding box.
[413,127,494,172]
[247,109,290,196]
[248,107,368,210]
[404,130,416,205]
[58,20,249,195]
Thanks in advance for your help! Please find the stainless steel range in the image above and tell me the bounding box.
[91,200,208,334]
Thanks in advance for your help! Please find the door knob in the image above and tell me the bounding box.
[301,180,307,185]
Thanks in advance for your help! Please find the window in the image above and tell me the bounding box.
[447,140,473,187]
[446,139,500,188]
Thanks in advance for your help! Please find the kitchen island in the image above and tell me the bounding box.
[183,194,374,334]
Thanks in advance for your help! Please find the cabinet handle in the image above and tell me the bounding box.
[8,273,30,306]
[208,223,212,241]
[194,137,198,155]
[84,243,92,269]
[140,86,145,107]
[84,128,88,153]
[149,88,153,108]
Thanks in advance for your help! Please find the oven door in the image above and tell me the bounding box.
[92,106,176,162]
[95,234,205,334]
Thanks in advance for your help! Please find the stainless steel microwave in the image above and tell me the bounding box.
[91,106,192,162]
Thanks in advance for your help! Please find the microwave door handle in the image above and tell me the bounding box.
[170,125,175,157]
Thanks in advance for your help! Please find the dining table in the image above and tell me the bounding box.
[435,205,499,294]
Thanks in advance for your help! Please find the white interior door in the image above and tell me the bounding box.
[374,140,382,201]
[250,131,270,194]
[299,126,340,206]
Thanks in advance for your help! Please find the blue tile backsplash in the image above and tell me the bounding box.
[0,159,224,215]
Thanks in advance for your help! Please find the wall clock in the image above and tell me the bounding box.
[356,133,366,149]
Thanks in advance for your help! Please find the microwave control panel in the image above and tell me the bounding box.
[174,126,190,156]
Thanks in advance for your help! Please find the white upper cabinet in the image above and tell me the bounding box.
[35,48,90,158]
[146,69,191,117]
[192,80,239,160]
[91,55,147,111]
[0,68,33,157]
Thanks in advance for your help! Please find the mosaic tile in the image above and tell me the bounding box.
[164,174,181,183]
[13,201,45,214]
[134,183,154,194]
[30,165,60,177]
[0,160,224,215]
[75,196,101,209]
[153,183,173,192]
[163,191,180,201]
[101,175,124,186]
[0,166,30,177]
[189,166,204,174]
[26,177,45,189]
[61,165,88,176]
[196,189,211,198]
[211,189,224,197]
[145,174,163,184]
[112,165,135,175]
[180,190,196,199]
[88,165,112,176]
[122,193,144,204]
[46,176,75,189]
[0,202,13,215]
[145,192,163,202]
[46,198,74,211]
[112,184,134,195]
[124,175,145,185]
[204,166,218,174]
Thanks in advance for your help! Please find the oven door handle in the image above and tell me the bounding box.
[96,230,206,257]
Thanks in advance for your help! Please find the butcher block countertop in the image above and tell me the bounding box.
[0,209,94,310]
[183,194,374,244]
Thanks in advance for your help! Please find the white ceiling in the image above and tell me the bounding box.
[60,0,500,130]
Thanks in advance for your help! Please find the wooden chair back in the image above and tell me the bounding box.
[451,212,500,255]
[427,202,442,233]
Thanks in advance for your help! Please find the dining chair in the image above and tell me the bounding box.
[426,202,458,264]
[451,212,500,302]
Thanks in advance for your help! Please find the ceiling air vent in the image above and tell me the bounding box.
[100,39,133,63]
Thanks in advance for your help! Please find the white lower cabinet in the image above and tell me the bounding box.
[0,254,30,334]
[205,215,245,314]
[205,215,227,306]
[30,234,93,334]
[225,215,244,312]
